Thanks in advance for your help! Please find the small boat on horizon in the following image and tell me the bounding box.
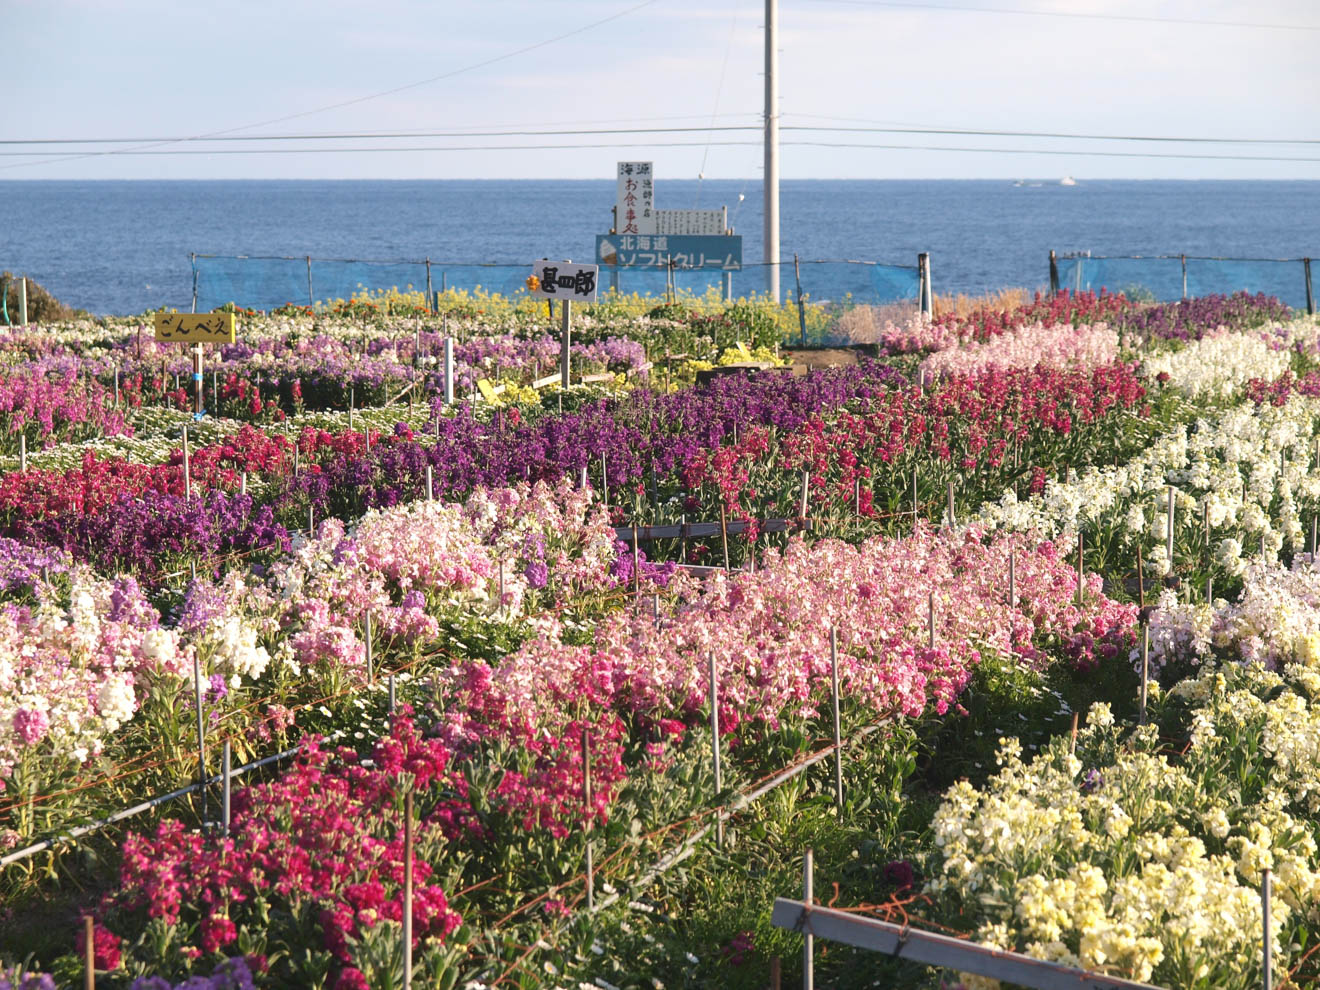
[1060,176,1077,186]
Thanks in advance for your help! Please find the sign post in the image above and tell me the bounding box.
[527,260,598,391]
[154,312,236,418]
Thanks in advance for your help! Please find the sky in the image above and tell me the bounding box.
[5,0,1319,180]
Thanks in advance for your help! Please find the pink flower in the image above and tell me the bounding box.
[12,707,49,746]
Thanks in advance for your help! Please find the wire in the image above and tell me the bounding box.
[802,0,1320,32]
[2,140,1317,163]
[695,8,742,209]
[1,0,663,173]
[5,122,1315,146]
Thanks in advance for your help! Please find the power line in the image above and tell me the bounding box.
[4,0,663,173]
[1,140,1315,163]
[784,118,1320,145]
[803,0,1320,32]
[3,123,1316,147]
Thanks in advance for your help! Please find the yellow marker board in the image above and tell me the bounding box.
[154,312,237,344]
[477,379,502,403]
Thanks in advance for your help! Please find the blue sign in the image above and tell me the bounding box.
[597,234,742,271]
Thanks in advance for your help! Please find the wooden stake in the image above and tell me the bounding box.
[84,915,95,990]
[1070,712,1079,754]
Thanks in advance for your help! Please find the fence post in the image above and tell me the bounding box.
[1181,254,1188,300]
[18,434,25,473]
[918,253,932,316]
[1049,249,1059,297]
[305,256,313,308]
[723,269,733,303]
[794,254,807,347]
[425,259,433,311]
[19,276,28,326]
[191,253,198,314]
[1305,258,1315,316]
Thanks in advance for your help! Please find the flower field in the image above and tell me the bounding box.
[2,290,1319,989]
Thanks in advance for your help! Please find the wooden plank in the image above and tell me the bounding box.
[581,372,615,384]
[769,901,1164,990]
[531,373,561,390]
[154,312,236,344]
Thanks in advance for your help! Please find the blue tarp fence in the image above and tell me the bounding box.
[190,253,919,313]
[1053,254,1316,313]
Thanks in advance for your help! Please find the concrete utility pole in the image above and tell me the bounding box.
[764,0,780,302]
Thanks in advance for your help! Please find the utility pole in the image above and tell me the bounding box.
[764,0,780,303]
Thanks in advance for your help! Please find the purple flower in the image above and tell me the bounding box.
[523,560,549,589]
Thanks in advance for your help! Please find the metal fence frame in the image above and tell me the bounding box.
[1049,250,1316,314]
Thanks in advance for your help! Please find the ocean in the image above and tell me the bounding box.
[1,179,1317,316]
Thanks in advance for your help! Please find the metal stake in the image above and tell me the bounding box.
[403,790,413,990]
[1166,486,1175,565]
[193,654,207,821]
[1139,624,1150,725]
[425,465,434,501]
[830,626,843,809]
[928,592,935,649]
[1008,551,1016,607]
[221,740,231,837]
[388,674,396,714]
[803,848,815,990]
[584,727,595,911]
[709,651,723,848]
[365,613,374,685]
[1263,868,1273,990]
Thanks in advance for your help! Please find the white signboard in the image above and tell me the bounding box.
[655,208,727,236]
[529,259,599,303]
[616,161,655,235]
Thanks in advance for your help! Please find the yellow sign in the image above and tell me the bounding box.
[153,312,236,344]
[477,379,502,403]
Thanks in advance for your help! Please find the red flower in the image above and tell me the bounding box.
[77,918,122,971]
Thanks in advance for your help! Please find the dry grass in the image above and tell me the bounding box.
[932,287,1032,319]
[832,301,921,343]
